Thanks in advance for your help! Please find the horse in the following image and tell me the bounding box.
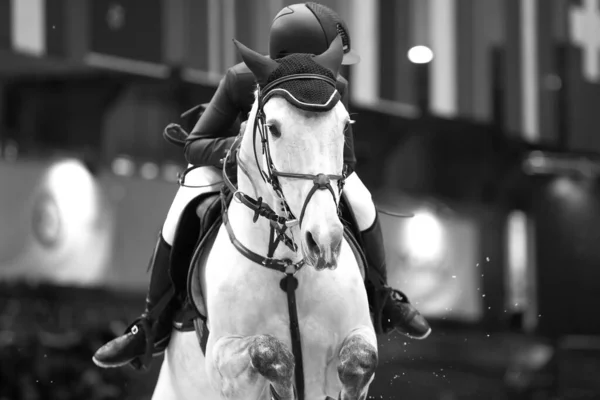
[153,36,378,400]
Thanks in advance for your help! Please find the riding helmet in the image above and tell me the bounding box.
[268,2,360,65]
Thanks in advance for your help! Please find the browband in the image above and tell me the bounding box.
[260,74,340,113]
[261,73,337,94]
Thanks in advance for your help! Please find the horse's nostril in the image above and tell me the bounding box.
[333,237,342,255]
[305,231,319,256]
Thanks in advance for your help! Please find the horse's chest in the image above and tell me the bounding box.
[205,232,361,352]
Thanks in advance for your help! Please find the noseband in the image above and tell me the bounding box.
[220,73,347,273]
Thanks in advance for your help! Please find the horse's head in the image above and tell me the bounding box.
[235,36,350,270]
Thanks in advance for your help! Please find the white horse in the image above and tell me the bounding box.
[153,37,377,400]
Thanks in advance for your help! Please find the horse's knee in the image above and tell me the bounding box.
[337,335,378,388]
[248,335,294,383]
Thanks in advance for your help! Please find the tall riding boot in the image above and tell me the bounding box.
[93,232,176,369]
[361,215,431,340]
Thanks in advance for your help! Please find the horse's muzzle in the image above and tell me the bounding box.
[303,227,342,270]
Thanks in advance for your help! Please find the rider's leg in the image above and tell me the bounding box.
[342,172,431,339]
[93,166,222,369]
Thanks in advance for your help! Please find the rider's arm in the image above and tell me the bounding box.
[184,68,241,167]
[339,80,357,174]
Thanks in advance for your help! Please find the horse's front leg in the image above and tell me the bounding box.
[337,326,378,400]
[207,334,295,400]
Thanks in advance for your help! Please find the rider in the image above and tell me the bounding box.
[93,2,431,370]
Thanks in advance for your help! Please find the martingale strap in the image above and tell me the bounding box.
[219,137,303,272]
[220,189,304,274]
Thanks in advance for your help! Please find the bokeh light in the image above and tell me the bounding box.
[404,210,445,264]
[408,45,434,64]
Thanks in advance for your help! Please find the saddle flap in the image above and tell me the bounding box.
[170,192,221,297]
[171,208,221,342]
[187,217,221,320]
[196,193,222,233]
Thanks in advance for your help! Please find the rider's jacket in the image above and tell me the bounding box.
[184,62,357,173]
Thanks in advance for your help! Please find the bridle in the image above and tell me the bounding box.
[220,73,348,274]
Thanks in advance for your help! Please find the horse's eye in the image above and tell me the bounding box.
[268,124,281,139]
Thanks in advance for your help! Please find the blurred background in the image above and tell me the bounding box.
[1,0,600,399]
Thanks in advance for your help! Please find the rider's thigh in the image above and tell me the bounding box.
[343,172,377,231]
[162,165,222,244]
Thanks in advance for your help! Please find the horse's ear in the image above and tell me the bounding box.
[233,39,279,86]
[312,35,343,78]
